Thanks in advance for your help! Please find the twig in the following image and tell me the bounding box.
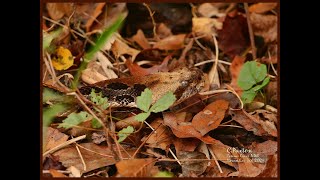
[143,3,158,40]
[43,135,86,156]
[208,145,223,174]
[244,3,257,60]
[208,35,220,84]
[195,59,231,67]
[218,124,243,128]
[169,148,181,165]
[225,84,244,109]
[75,143,87,172]
[76,143,114,158]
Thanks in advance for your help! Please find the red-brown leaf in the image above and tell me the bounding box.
[153,34,186,50]
[132,29,151,49]
[229,55,246,96]
[173,138,200,152]
[192,100,229,136]
[115,158,156,177]
[44,127,69,152]
[145,118,173,150]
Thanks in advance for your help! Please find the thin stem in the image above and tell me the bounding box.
[143,3,158,40]
[244,3,257,59]
[43,135,86,156]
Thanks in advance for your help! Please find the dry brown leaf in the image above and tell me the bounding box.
[153,34,186,50]
[49,169,67,177]
[205,163,236,177]
[81,67,108,84]
[53,143,117,173]
[111,39,140,60]
[258,154,277,177]
[173,138,200,153]
[115,115,142,130]
[132,29,151,49]
[45,127,69,152]
[192,17,222,37]
[230,109,277,137]
[145,118,173,150]
[157,23,172,39]
[250,13,277,43]
[208,140,237,168]
[115,158,156,177]
[163,112,218,144]
[237,155,265,177]
[250,110,277,125]
[249,3,277,14]
[197,3,220,18]
[85,3,105,32]
[67,166,81,177]
[249,140,277,156]
[229,55,246,96]
[46,3,73,20]
[177,151,208,177]
[192,100,229,136]
[125,55,170,76]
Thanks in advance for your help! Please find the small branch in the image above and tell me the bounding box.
[75,143,87,172]
[195,59,231,67]
[208,145,223,174]
[208,35,220,84]
[143,3,158,40]
[43,135,86,156]
[169,148,181,165]
[244,3,257,60]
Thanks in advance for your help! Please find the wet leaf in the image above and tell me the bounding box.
[153,34,186,50]
[116,158,156,177]
[51,46,74,71]
[192,100,229,136]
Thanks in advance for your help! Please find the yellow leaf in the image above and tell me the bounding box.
[51,46,74,70]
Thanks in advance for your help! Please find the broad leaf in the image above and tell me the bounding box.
[90,89,109,110]
[237,61,267,90]
[135,112,151,122]
[136,88,152,112]
[252,77,270,92]
[241,89,257,104]
[91,118,102,129]
[149,91,176,113]
[118,126,134,143]
[153,171,174,177]
[58,111,92,129]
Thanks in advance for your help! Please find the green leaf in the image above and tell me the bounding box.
[136,88,152,112]
[43,28,62,51]
[58,111,92,129]
[72,16,125,89]
[91,118,102,129]
[149,91,176,113]
[43,88,64,104]
[90,89,109,110]
[43,103,69,127]
[134,112,151,122]
[241,89,258,104]
[153,171,174,177]
[252,77,270,92]
[118,126,134,143]
[237,61,268,90]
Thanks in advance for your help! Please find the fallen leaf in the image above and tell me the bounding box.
[156,23,172,39]
[192,17,222,38]
[43,155,66,170]
[229,55,246,95]
[250,13,277,43]
[51,46,74,71]
[230,109,277,137]
[207,91,241,109]
[116,158,156,177]
[205,163,236,177]
[250,109,277,125]
[173,138,200,152]
[132,29,151,49]
[49,169,67,177]
[91,132,106,145]
[257,154,277,177]
[249,3,277,14]
[218,14,250,58]
[111,38,140,60]
[197,3,221,18]
[115,115,142,130]
[145,119,173,150]
[67,166,81,177]
[192,100,229,136]
[163,112,218,144]
[84,3,105,32]
[46,3,73,20]
[153,34,186,50]
[125,55,170,76]
[177,151,208,177]
[53,143,117,173]
[44,127,69,152]
[237,155,265,177]
[248,140,277,156]
[208,140,237,168]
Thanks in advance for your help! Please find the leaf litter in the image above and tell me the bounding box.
[42,2,278,177]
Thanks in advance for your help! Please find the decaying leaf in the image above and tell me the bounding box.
[192,100,229,136]
[249,3,277,14]
[218,13,250,58]
[125,56,169,76]
[51,46,74,71]
[197,3,221,18]
[173,138,200,153]
[163,112,218,144]
[192,17,222,38]
[237,155,265,177]
[153,34,186,50]
[111,38,140,60]
[229,55,246,95]
[132,29,151,49]
[208,140,237,168]
[49,169,67,177]
[116,158,156,177]
[53,143,117,173]
[145,119,173,150]
[46,3,73,20]
[250,13,277,43]
[44,127,69,152]
[156,23,173,39]
[249,140,277,156]
[258,154,277,177]
[230,109,277,137]
[177,151,208,177]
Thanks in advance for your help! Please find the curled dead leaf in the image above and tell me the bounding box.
[249,3,277,14]
[132,29,151,49]
[153,34,186,50]
[45,127,69,152]
[177,151,208,177]
[145,118,173,150]
[111,38,140,60]
[116,158,156,177]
